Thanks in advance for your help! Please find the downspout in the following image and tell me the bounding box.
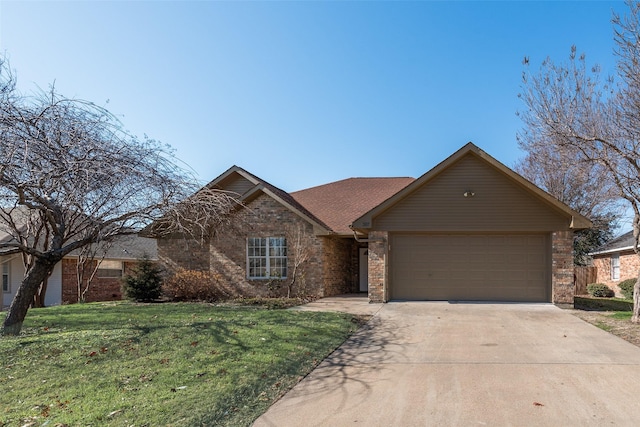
[352,230,372,243]
[350,227,383,243]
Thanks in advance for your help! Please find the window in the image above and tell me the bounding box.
[97,260,124,278]
[611,253,620,281]
[247,237,287,279]
[2,262,9,293]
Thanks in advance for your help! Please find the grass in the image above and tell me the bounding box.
[0,301,364,426]
[608,311,633,321]
[594,321,613,332]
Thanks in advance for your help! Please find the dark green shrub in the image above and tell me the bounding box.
[574,296,633,311]
[618,278,637,300]
[121,256,164,302]
[586,283,614,298]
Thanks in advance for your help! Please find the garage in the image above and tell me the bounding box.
[351,144,592,304]
[390,233,550,302]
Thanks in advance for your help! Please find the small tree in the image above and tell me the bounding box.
[121,256,164,302]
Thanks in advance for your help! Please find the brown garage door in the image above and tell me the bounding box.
[390,234,550,302]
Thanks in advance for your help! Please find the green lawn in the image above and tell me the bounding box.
[0,302,363,426]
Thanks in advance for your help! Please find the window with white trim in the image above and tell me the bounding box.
[2,261,9,293]
[97,260,124,278]
[247,237,287,279]
[611,253,620,281]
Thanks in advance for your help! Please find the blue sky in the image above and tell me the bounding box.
[0,1,626,193]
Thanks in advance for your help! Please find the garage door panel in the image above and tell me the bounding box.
[390,234,550,302]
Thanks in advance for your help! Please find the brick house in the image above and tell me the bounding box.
[2,235,157,309]
[157,143,591,304]
[591,230,639,294]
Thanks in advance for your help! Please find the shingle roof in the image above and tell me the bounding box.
[591,230,636,255]
[291,177,415,235]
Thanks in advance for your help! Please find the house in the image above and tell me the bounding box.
[591,230,639,292]
[1,234,157,309]
[157,143,591,304]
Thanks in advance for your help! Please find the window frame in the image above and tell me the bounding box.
[247,237,287,280]
[2,261,9,293]
[611,253,620,281]
[96,260,124,278]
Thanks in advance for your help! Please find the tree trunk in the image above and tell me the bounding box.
[32,278,48,308]
[2,260,56,335]
[632,215,640,324]
[633,275,640,324]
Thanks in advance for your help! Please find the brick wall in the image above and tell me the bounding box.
[593,250,640,294]
[157,235,210,273]
[61,258,138,303]
[368,231,387,303]
[552,230,574,304]
[322,237,359,296]
[208,193,325,298]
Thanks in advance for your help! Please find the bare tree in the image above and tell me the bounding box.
[75,240,114,303]
[283,224,314,298]
[514,143,621,265]
[518,0,640,322]
[0,58,236,335]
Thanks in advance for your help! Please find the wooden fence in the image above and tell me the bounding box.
[574,266,597,295]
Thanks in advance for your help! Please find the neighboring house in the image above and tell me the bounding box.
[1,234,157,309]
[591,230,639,292]
[157,143,591,304]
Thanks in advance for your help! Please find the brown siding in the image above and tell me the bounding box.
[373,154,570,232]
[218,174,255,196]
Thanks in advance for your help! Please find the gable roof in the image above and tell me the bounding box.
[291,177,415,235]
[351,142,592,231]
[590,231,636,256]
[205,165,333,234]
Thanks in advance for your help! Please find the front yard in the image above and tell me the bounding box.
[570,309,640,347]
[0,302,363,426]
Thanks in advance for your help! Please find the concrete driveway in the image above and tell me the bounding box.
[254,302,640,426]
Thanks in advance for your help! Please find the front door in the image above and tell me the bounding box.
[359,248,368,292]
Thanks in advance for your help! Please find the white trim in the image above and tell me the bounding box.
[611,253,621,281]
[2,261,10,293]
[247,237,288,280]
[590,246,635,256]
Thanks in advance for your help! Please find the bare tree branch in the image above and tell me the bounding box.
[518,0,640,322]
[0,56,235,335]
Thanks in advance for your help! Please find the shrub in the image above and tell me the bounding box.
[121,256,164,302]
[618,278,637,300]
[586,283,615,298]
[162,269,232,302]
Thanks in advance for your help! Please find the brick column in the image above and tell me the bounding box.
[552,230,574,304]
[368,231,388,303]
